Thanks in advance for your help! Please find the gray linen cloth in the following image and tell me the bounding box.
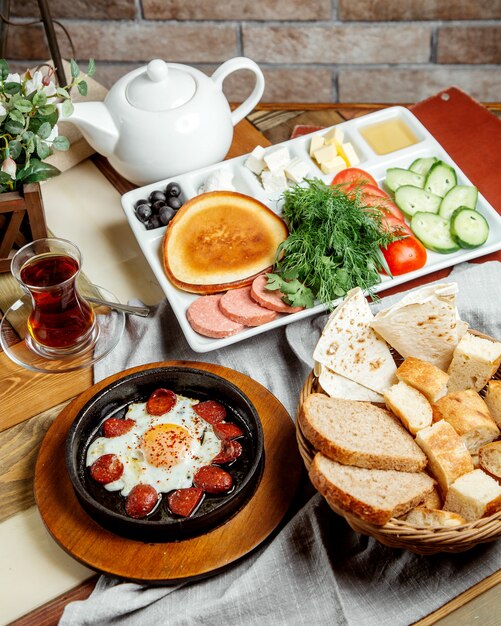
[60,261,501,626]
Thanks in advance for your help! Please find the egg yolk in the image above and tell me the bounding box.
[140,423,193,469]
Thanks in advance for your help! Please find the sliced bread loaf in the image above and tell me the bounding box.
[396,356,449,403]
[404,507,466,528]
[447,332,501,393]
[384,380,433,435]
[444,469,501,521]
[485,380,501,428]
[479,441,501,483]
[309,453,435,525]
[299,393,427,472]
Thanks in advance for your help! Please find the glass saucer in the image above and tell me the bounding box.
[0,285,125,374]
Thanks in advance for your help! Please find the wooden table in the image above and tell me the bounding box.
[1,103,500,626]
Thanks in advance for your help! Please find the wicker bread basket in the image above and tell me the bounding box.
[296,331,501,555]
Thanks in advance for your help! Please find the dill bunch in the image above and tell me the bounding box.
[267,178,395,308]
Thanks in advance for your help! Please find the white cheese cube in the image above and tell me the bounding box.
[320,155,347,175]
[324,127,344,145]
[313,143,337,164]
[264,146,291,173]
[336,142,360,166]
[251,145,266,159]
[261,169,288,193]
[284,157,310,183]
[309,134,324,156]
[245,154,265,175]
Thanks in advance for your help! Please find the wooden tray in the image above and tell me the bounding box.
[34,360,302,583]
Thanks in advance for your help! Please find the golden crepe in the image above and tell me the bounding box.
[313,288,397,395]
[370,283,468,370]
[163,191,288,294]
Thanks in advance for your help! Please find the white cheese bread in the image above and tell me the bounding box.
[384,381,433,435]
[404,507,466,528]
[432,389,500,454]
[478,441,501,483]
[415,420,474,494]
[447,332,501,393]
[299,393,427,472]
[444,469,501,521]
[484,380,501,428]
[395,357,449,403]
[309,453,435,525]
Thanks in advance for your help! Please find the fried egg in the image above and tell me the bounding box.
[86,394,221,496]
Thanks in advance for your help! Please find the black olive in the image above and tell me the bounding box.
[134,198,150,209]
[167,196,183,210]
[151,200,167,213]
[166,182,182,198]
[159,205,176,225]
[149,190,167,204]
[135,203,152,223]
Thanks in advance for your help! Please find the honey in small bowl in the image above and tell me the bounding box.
[360,118,419,155]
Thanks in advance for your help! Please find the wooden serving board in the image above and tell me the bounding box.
[34,360,302,583]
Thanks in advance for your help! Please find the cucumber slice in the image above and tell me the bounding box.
[424,161,457,197]
[395,185,441,217]
[439,185,478,220]
[385,168,425,193]
[450,207,489,249]
[409,157,439,177]
[410,212,460,253]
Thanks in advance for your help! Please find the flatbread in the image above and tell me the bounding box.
[370,282,468,370]
[313,288,397,394]
[315,361,384,403]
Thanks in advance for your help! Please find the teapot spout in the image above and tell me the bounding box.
[58,101,119,158]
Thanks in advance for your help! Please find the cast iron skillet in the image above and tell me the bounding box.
[66,366,264,542]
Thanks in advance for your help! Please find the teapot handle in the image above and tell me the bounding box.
[211,57,265,126]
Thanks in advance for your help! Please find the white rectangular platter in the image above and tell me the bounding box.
[121,106,501,353]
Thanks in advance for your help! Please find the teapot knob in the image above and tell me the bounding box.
[147,59,169,82]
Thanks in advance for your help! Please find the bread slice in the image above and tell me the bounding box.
[396,357,449,403]
[447,332,501,393]
[484,380,501,428]
[415,420,474,494]
[162,191,288,294]
[404,507,466,528]
[432,389,500,454]
[444,469,501,521]
[421,485,443,510]
[384,381,433,435]
[479,441,501,482]
[299,393,427,472]
[309,453,435,525]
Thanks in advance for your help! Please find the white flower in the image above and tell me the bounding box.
[24,70,43,95]
[1,157,16,179]
[0,103,6,117]
[6,73,21,84]
[47,124,58,142]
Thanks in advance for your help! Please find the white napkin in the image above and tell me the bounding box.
[60,261,501,626]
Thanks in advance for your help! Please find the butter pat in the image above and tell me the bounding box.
[285,157,310,183]
[320,155,347,175]
[336,142,360,166]
[324,127,344,145]
[313,143,337,165]
[309,134,324,156]
[264,146,291,173]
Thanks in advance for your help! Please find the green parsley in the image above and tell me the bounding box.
[266,178,396,309]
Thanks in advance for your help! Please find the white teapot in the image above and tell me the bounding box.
[60,57,265,185]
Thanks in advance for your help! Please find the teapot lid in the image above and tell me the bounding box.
[125,60,196,112]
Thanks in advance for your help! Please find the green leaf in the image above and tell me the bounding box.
[265,273,286,291]
[0,171,13,184]
[56,86,70,99]
[8,109,24,124]
[87,58,96,77]
[17,158,60,183]
[70,59,80,79]
[61,99,74,117]
[4,118,24,135]
[37,121,52,139]
[8,139,22,159]
[77,80,88,96]
[38,104,57,116]
[35,136,51,160]
[4,81,21,95]
[52,135,70,151]
[13,98,33,113]
[0,59,9,80]
[32,91,47,107]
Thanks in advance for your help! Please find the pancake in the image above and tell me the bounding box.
[163,191,288,294]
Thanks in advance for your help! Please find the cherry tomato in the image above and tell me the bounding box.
[361,194,406,221]
[331,167,378,189]
[381,237,427,275]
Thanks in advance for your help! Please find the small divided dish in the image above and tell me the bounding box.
[121,106,501,353]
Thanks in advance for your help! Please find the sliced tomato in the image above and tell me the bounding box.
[361,194,405,221]
[331,167,377,189]
[377,212,413,236]
[360,183,389,199]
[381,236,427,276]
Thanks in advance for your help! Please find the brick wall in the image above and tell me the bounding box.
[7,0,501,103]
